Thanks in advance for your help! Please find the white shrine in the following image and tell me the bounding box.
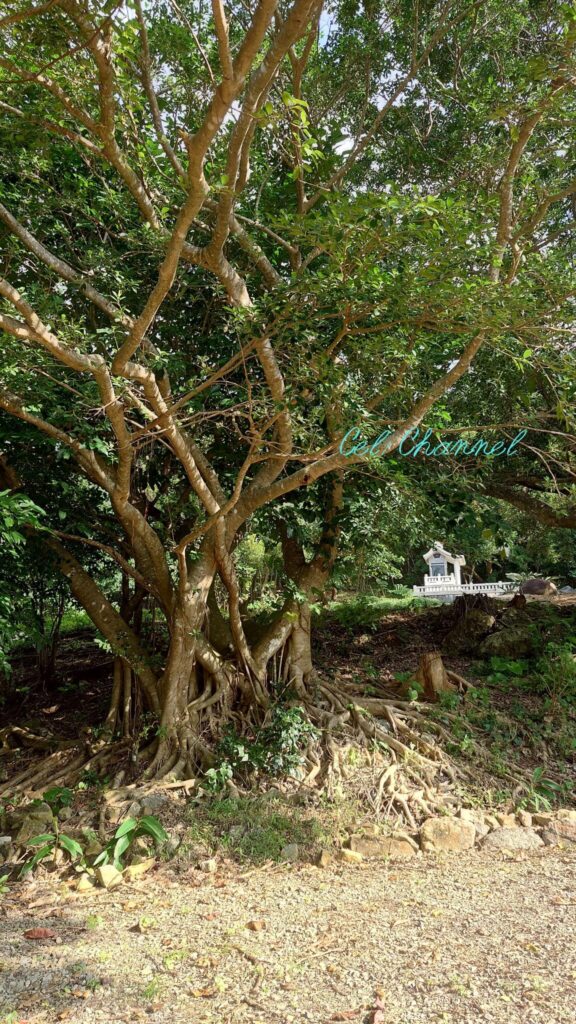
[412,541,516,599]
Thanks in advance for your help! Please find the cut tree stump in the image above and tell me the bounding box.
[416,651,458,702]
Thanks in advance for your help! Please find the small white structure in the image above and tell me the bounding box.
[413,541,516,599]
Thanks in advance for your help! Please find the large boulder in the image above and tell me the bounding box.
[519,578,558,597]
[445,610,495,654]
[478,626,535,658]
[482,827,544,851]
[419,817,476,853]
[9,802,54,846]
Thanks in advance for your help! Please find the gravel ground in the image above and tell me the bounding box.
[1,849,575,1024]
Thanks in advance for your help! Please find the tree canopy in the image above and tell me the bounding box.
[1,0,575,788]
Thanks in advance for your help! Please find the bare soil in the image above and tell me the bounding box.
[1,848,575,1024]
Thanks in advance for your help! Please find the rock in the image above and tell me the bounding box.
[420,817,476,854]
[499,608,530,627]
[11,803,54,846]
[51,847,66,868]
[198,858,218,873]
[556,809,576,823]
[458,808,478,823]
[496,813,517,828]
[349,834,416,860]
[483,814,500,829]
[95,865,123,889]
[519,578,557,597]
[338,849,363,864]
[517,810,533,828]
[129,837,152,864]
[317,849,334,869]
[458,809,489,839]
[140,793,169,816]
[478,626,535,658]
[382,836,418,859]
[559,586,574,594]
[164,834,182,857]
[76,873,95,893]
[0,836,12,849]
[280,843,299,863]
[124,857,156,881]
[482,828,544,851]
[349,835,382,858]
[83,837,104,862]
[445,610,495,654]
[58,806,73,822]
[541,820,576,847]
[532,812,554,826]
[125,801,142,819]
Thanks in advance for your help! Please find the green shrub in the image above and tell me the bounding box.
[204,705,318,791]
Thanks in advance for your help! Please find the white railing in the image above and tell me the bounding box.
[413,581,517,597]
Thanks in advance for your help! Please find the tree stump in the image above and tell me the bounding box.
[416,651,457,702]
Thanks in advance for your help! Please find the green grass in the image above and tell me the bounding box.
[185,795,327,864]
[318,591,438,627]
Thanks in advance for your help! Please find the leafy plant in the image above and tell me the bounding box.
[535,641,576,713]
[21,829,84,877]
[93,815,167,871]
[518,767,567,812]
[40,786,73,814]
[204,705,318,791]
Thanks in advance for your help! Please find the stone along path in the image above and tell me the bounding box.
[1,847,575,1024]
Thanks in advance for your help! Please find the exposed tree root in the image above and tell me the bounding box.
[0,740,131,798]
[0,726,76,754]
[1,652,534,829]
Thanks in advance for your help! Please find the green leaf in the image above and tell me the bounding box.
[20,844,53,876]
[114,816,138,839]
[26,833,54,847]
[135,815,168,843]
[113,834,131,864]
[59,834,84,860]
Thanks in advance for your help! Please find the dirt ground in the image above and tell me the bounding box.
[2,848,575,1024]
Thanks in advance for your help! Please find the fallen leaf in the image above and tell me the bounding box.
[246,919,266,931]
[23,928,56,941]
[329,1011,361,1021]
[370,992,387,1023]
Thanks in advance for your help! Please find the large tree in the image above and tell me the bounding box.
[1,0,575,794]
